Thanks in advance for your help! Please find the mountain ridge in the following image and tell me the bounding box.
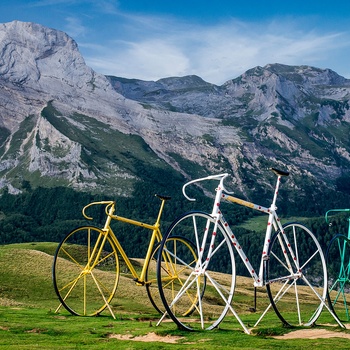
[0,20,350,214]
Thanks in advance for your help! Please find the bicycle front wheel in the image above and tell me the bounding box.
[157,211,236,331]
[52,226,119,316]
[145,236,198,314]
[266,222,327,327]
[326,234,350,322]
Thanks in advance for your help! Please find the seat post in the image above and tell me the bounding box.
[154,194,171,225]
[270,168,289,209]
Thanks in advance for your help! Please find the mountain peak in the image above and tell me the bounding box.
[0,21,78,83]
[0,20,126,134]
[1,21,350,211]
[263,63,350,86]
[0,20,113,96]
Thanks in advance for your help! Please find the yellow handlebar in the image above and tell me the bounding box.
[82,201,115,220]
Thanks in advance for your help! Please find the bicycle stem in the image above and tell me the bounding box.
[103,202,115,231]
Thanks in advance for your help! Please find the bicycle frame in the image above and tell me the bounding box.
[183,171,286,288]
[82,195,167,286]
[325,208,350,320]
[155,169,345,333]
[55,193,206,321]
[325,209,350,276]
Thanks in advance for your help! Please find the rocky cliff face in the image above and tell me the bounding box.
[0,21,350,209]
[108,65,350,196]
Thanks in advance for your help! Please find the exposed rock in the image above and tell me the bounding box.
[0,20,350,202]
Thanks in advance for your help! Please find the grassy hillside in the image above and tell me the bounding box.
[0,243,349,349]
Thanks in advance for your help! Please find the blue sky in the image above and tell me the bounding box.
[1,0,350,84]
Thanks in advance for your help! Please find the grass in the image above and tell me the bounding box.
[237,214,310,232]
[1,242,350,349]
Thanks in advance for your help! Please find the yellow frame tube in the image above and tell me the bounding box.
[88,197,167,284]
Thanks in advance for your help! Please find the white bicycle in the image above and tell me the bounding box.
[156,168,343,333]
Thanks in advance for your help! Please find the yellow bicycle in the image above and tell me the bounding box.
[52,194,199,318]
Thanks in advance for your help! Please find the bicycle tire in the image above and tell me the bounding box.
[157,211,236,331]
[326,234,350,322]
[266,222,327,327]
[145,236,199,314]
[52,226,119,316]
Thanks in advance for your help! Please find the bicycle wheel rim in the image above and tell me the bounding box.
[266,222,327,327]
[326,234,350,322]
[145,236,199,314]
[52,226,119,316]
[157,211,236,331]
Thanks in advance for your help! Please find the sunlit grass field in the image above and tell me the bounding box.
[0,242,349,349]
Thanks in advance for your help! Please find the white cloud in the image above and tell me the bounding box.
[87,39,189,80]
[64,17,87,38]
[80,15,350,84]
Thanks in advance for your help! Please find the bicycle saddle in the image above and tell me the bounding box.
[270,167,289,176]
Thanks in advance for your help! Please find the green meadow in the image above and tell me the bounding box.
[0,242,349,349]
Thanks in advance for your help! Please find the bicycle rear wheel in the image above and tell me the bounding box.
[157,211,236,331]
[326,234,350,322]
[266,222,327,327]
[52,226,119,316]
[145,236,199,314]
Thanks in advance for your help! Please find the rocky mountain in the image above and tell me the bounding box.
[1,20,350,213]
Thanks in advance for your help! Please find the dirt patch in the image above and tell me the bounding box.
[26,328,46,334]
[53,315,67,320]
[110,332,184,344]
[274,328,350,340]
[0,297,24,307]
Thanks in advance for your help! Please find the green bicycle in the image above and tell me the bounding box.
[326,209,350,322]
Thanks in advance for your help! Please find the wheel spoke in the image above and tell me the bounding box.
[145,236,199,314]
[266,223,326,327]
[326,234,350,322]
[53,226,119,317]
[157,212,236,330]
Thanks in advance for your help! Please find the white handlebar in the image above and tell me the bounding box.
[182,173,233,201]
